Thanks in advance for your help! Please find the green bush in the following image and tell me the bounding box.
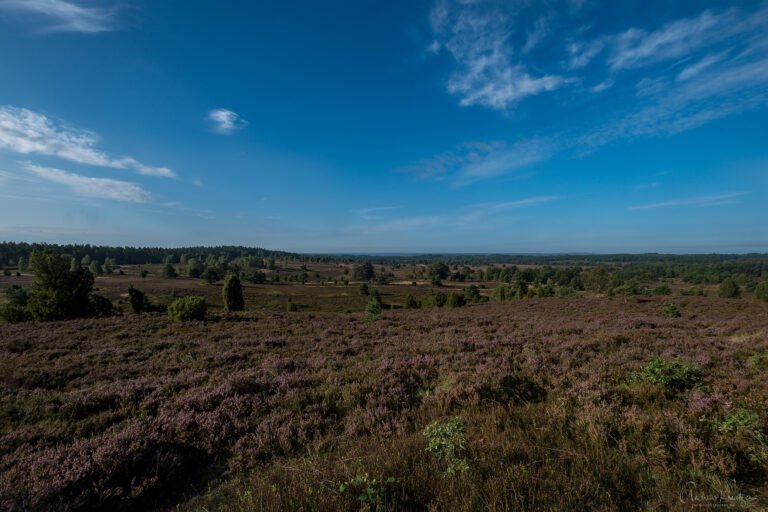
[364,296,382,322]
[404,294,420,309]
[629,357,701,392]
[718,279,740,298]
[447,292,465,308]
[358,283,369,296]
[222,274,245,312]
[127,285,149,314]
[660,301,682,318]
[286,300,298,312]
[653,284,672,295]
[715,409,768,470]
[88,295,113,318]
[755,281,768,302]
[27,251,95,321]
[5,285,28,307]
[0,304,32,323]
[161,263,178,278]
[423,417,470,476]
[434,292,447,308]
[168,296,207,321]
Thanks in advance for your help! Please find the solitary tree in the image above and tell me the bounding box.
[222,274,245,312]
[161,262,178,278]
[128,285,149,313]
[27,251,95,320]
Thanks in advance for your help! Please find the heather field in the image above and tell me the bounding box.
[1,295,767,511]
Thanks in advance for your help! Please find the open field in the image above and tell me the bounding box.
[1,294,767,510]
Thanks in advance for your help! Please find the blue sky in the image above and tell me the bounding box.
[0,0,766,253]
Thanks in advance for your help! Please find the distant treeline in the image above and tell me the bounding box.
[0,242,299,267]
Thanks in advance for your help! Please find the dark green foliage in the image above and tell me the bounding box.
[755,281,768,302]
[353,262,375,281]
[5,285,28,307]
[88,261,103,276]
[167,296,207,321]
[404,295,420,309]
[161,263,178,278]
[222,274,245,312]
[201,266,222,284]
[660,301,682,318]
[139,269,149,278]
[358,283,369,296]
[718,278,740,298]
[491,285,507,301]
[88,295,113,318]
[127,286,149,314]
[428,262,450,285]
[27,251,95,321]
[0,304,32,323]
[447,292,465,308]
[629,357,701,392]
[2,269,10,276]
[653,284,672,295]
[286,300,298,312]
[434,292,447,308]
[364,296,382,322]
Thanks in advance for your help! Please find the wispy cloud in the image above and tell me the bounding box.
[0,106,176,177]
[607,9,736,71]
[0,0,117,33]
[207,108,248,135]
[24,163,150,203]
[629,192,749,211]
[470,195,560,211]
[429,0,563,110]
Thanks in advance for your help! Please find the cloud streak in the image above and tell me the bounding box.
[629,192,749,211]
[0,0,117,33]
[0,106,175,177]
[24,163,151,203]
[207,109,248,135]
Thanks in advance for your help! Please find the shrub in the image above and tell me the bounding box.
[286,300,298,312]
[358,283,369,296]
[434,292,447,308]
[715,409,768,471]
[364,296,382,322]
[491,285,508,301]
[139,269,149,278]
[404,294,420,309]
[338,474,397,509]
[653,284,672,295]
[447,292,465,308]
[423,417,470,476]
[127,286,149,314]
[161,263,178,278]
[755,281,768,302]
[88,295,113,318]
[660,301,682,318]
[201,266,222,284]
[629,357,701,392]
[718,279,740,298]
[0,304,32,323]
[5,285,28,307]
[222,274,245,312]
[167,296,207,321]
[27,251,94,321]
[2,269,10,276]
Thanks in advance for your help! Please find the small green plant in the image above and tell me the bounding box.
[660,301,682,318]
[286,299,298,312]
[628,357,702,393]
[715,409,768,468]
[404,294,420,309]
[167,296,207,321]
[139,269,149,278]
[338,473,396,509]
[433,292,447,308]
[423,417,470,476]
[364,296,382,322]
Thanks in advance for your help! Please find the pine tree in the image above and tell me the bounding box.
[222,274,245,312]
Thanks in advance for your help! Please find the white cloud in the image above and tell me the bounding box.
[567,40,604,69]
[677,51,730,82]
[457,138,556,181]
[430,0,563,110]
[523,17,550,53]
[207,108,248,135]
[0,106,176,177]
[629,192,749,211]
[470,196,560,211]
[0,0,117,33]
[24,163,150,203]
[607,9,736,70]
